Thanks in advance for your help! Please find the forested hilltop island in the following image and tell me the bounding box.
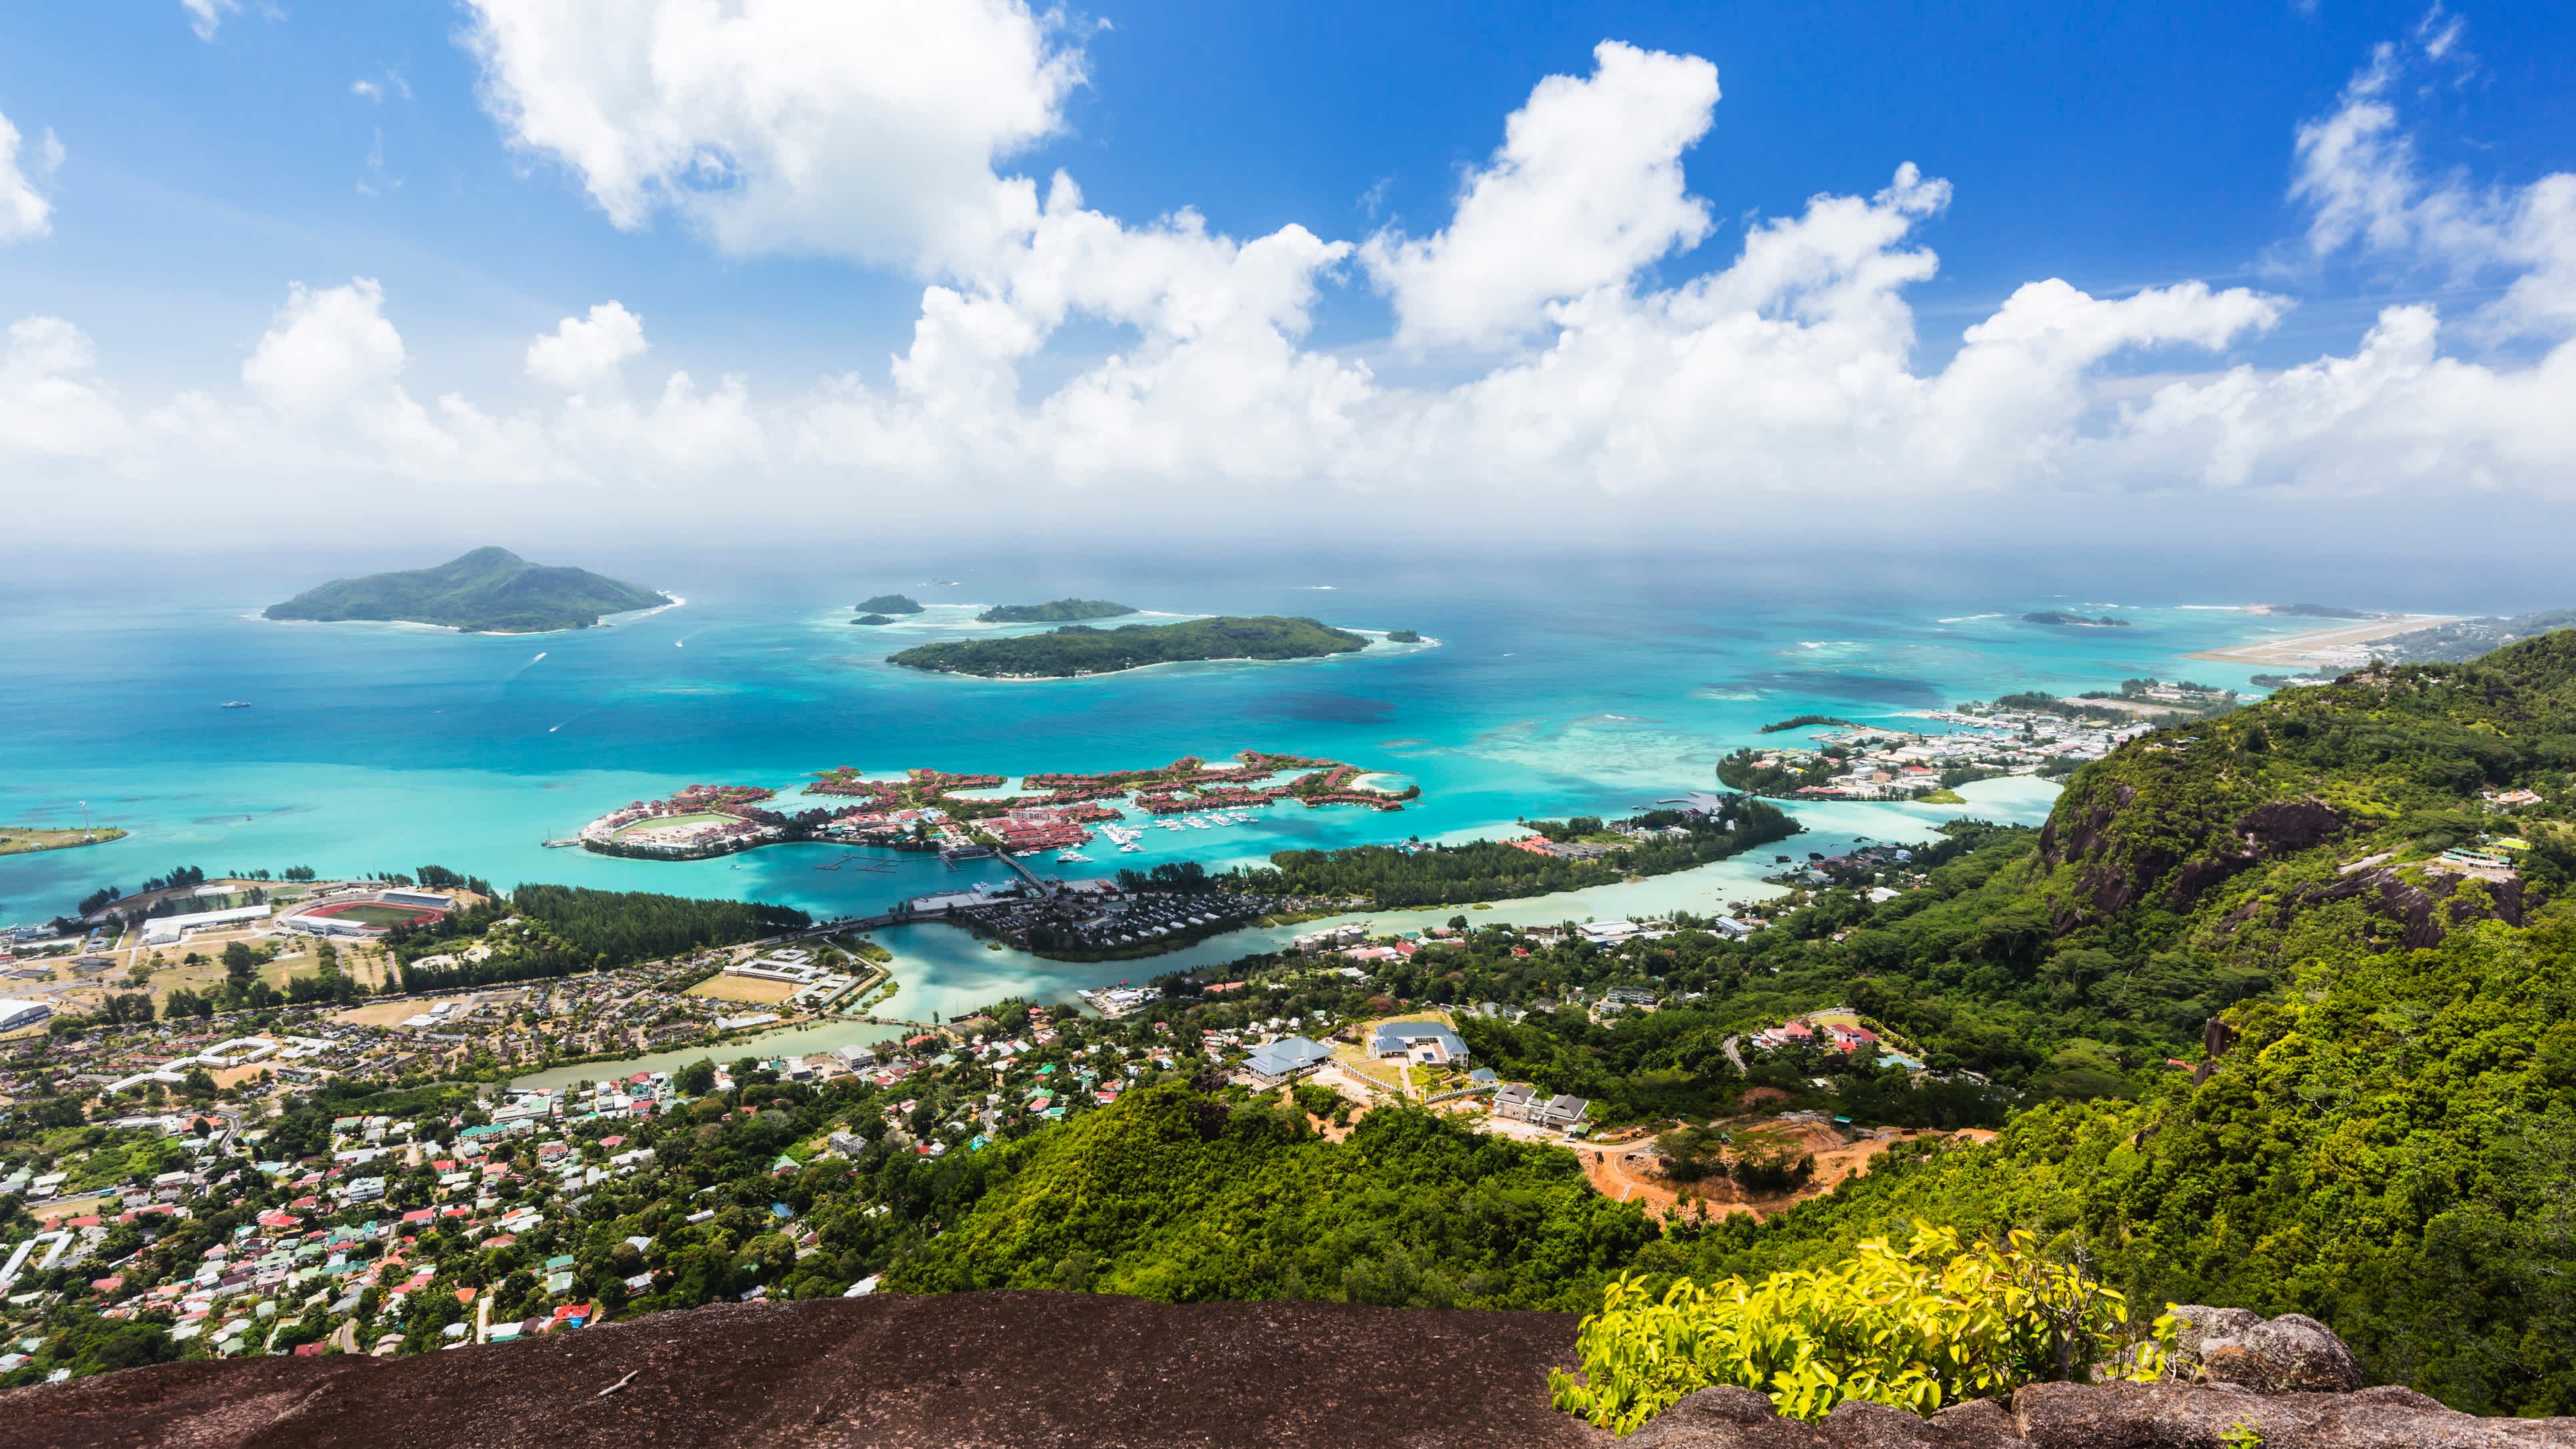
[263,548,668,634]
[12,637,2576,1429]
[889,615,1367,677]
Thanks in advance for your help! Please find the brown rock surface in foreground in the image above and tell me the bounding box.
[0,1292,1610,1449]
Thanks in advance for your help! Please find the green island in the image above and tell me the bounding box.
[1759,714,1853,733]
[849,613,896,626]
[263,547,668,634]
[975,598,1136,624]
[856,594,923,615]
[887,615,1368,678]
[2019,609,2129,627]
[0,825,126,858]
[1385,629,1423,643]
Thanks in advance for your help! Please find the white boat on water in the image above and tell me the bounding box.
[1187,818,1211,830]
[1119,843,1144,853]
[1057,850,1092,863]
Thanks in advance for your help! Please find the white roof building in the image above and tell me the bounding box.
[141,904,273,946]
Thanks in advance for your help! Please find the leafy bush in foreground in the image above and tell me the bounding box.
[1551,1224,2168,1434]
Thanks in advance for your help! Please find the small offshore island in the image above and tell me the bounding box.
[977,598,1136,623]
[888,614,1370,678]
[264,547,669,633]
[2020,609,2130,627]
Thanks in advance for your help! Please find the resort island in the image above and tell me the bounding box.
[577,751,1423,863]
[888,615,1367,678]
[263,546,669,633]
[975,598,1137,623]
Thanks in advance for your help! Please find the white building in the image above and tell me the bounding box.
[141,904,273,947]
[0,1000,53,1032]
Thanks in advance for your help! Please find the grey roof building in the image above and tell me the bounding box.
[1369,1020,1469,1064]
[1242,1036,1335,1088]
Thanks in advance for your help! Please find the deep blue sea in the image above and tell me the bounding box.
[0,545,2513,1039]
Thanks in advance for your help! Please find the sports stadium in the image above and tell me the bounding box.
[277,888,456,939]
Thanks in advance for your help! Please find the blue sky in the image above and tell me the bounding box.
[1,1,2571,549]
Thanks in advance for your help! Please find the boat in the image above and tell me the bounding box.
[220,700,250,708]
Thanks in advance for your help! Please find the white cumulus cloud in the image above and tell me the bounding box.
[460,0,1085,273]
[1359,41,1722,351]
[526,301,649,390]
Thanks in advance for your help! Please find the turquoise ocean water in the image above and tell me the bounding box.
[0,553,2395,1050]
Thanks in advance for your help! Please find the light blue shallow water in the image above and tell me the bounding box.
[0,553,2354,1051]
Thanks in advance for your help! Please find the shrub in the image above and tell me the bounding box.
[1549,1223,2170,1435]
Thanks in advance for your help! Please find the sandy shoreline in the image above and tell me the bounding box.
[2187,613,2459,666]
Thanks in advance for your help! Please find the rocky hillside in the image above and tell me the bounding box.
[11,1292,2572,1449]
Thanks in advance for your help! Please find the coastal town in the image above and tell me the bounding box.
[6,864,2013,1382]
[1715,689,2205,800]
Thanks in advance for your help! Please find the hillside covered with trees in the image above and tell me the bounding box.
[264,548,668,633]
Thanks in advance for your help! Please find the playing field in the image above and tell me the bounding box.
[309,903,437,928]
[615,811,735,838]
[686,974,803,1005]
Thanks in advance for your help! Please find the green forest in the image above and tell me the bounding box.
[263,547,667,633]
[888,615,1368,677]
[389,884,807,992]
[895,1082,1655,1308]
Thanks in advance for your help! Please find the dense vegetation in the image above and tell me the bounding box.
[856,594,923,614]
[389,884,807,991]
[1555,1226,2161,1431]
[895,1081,1656,1308]
[1228,802,1799,908]
[264,547,666,633]
[975,598,1135,623]
[888,615,1367,677]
